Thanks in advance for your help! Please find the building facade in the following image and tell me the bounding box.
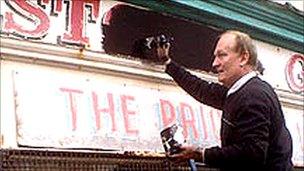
[1,0,303,170]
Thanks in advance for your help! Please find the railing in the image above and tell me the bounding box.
[0,149,219,171]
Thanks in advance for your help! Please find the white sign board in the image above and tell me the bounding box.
[13,68,221,151]
[10,65,303,165]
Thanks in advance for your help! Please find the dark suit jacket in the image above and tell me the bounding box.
[166,61,293,171]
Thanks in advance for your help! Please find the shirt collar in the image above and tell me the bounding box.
[227,71,257,97]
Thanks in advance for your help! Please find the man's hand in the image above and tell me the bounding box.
[167,145,204,163]
[156,41,171,64]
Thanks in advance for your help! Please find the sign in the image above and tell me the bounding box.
[1,0,303,93]
[285,54,304,93]
[11,66,304,165]
[13,68,221,151]
[0,0,117,50]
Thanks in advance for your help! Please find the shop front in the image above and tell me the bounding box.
[1,0,303,170]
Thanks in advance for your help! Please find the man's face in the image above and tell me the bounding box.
[212,34,243,88]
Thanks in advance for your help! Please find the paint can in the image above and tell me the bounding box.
[160,124,185,155]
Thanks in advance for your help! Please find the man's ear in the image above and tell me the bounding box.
[239,51,250,66]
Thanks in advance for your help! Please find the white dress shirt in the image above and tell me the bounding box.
[226,71,257,97]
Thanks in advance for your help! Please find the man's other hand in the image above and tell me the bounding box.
[167,145,203,163]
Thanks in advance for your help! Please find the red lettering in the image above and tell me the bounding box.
[121,95,138,136]
[160,99,176,127]
[61,0,100,45]
[286,54,304,93]
[59,88,83,131]
[92,92,116,132]
[180,103,198,140]
[4,0,50,39]
[200,106,209,140]
[55,0,63,12]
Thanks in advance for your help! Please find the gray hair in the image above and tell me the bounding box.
[221,30,258,67]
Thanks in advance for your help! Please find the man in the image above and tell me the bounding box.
[156,30,293,171]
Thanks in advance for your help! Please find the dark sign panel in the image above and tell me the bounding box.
[103,4,220,71]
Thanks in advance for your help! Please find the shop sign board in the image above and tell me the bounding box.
[9,66,303,166]
[1,0,303,94]
[12,67,222,151]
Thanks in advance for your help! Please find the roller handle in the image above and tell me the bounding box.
[188,159,197,171]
